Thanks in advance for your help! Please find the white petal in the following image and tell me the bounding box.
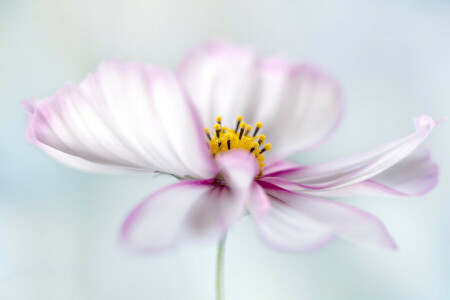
[121,180,244,252]
[264,115,439,192]
[256,183,396,251]
[255,58,343,156]
[215,149,260,190]
[253,196,336,252]
[24,61,217,178]
[178,40,343,157]
[304,147,439,197]
[178,40,257,127]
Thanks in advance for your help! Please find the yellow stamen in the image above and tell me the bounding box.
[239,122,246,139]
[244,125,252,136]
[235,115,243,132]
[206,116,272,176]
[213,123,221,138]
[253,122,263,136]
[204,127,211,141]
[257,135,266,145]
[249,141,259,154]
[260,143,271,154]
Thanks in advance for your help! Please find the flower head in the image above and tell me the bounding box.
[23,40,440,253]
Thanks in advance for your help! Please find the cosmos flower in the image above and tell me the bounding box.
[23,40,439,253]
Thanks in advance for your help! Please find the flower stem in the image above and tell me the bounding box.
[216,235,227,300]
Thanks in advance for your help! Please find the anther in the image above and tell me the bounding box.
[214,123,221,138]
[204,127,211,141]
[235,115,243,132]
[253,122,263,137]
[216,116,222,125]
[213,139,221,155]
[249,142,259,154]
[260,143,271,154]
[239,122,246,140]
[224,132,232,150]
[257,135,266,145]
[244,125,252,136]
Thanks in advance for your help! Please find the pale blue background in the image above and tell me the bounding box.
[0,0,449,299]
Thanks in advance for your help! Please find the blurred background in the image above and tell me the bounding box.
[0,0,449,299]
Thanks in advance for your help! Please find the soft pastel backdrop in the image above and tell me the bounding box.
[0,0,449,299]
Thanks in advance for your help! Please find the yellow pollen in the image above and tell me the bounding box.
[206,116,271,176]
[244,125,252,136]
[258,135,266,144]
[204,127,212,140]
[213,124,220,136]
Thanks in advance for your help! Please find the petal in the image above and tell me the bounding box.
[24,61,217,178]
[215,150,264,218]
[252,195,336,252]
[257,181,397,251]
[177,40,257,127]
[263,158,298,174]
[246,182,272,218]
[215,149,260,191]
[264,115,438,191]
[305,147,439,197]
[255,58,343,156]
[178,40,343,157]
[121,180,243,252]
[249,182,335,253]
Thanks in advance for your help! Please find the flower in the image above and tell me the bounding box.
[23,40,439,253]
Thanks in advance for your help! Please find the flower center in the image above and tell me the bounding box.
[204,115,271,176]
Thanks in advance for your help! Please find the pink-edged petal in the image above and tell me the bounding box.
[178,40,343,157]
[255,58,343,156]
[263,158,298,174]
[304,147,439,197]
[215,150,273,218]
[257,181,397,251]
[178,40,258,127]
[265,115,439,191]
[215,149,260,190]
[121,180,243,253]
[249,182,335,252]
[24,61,217,179]
[246,182,272,218]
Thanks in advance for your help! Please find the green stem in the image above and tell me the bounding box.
[216,235,227,300]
